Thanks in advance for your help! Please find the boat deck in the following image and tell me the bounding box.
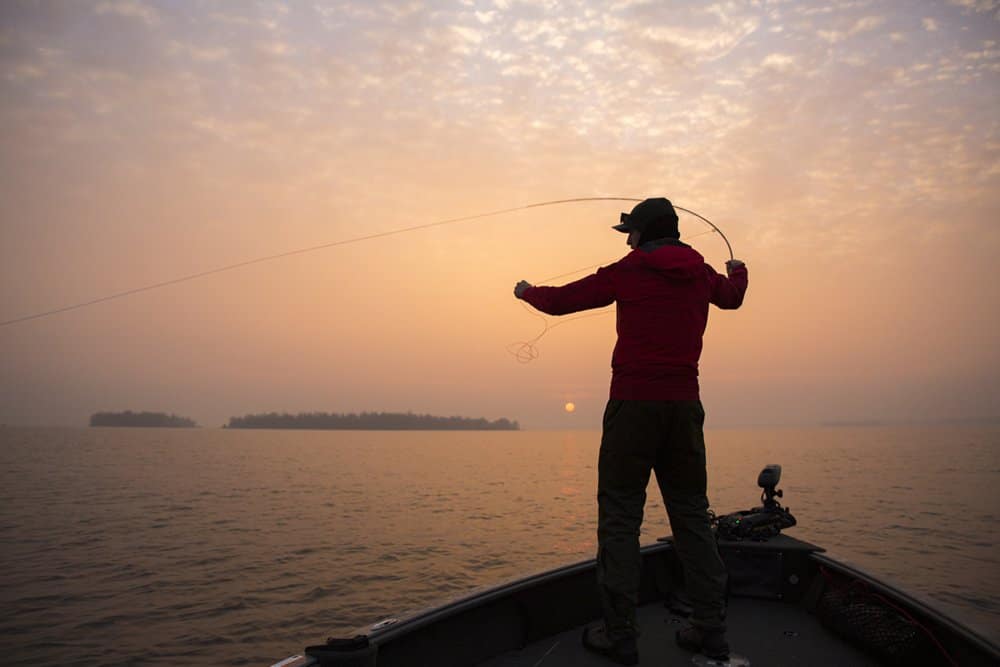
[296,535,998,667]
[481,593,878,666]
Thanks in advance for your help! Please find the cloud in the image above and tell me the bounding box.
[818,14,886,43]
[383,1,425,22]
[923,17,939,31]
[546,33,568,50]
[256,41,291,57]
[167,41,230,63]
[5,64,45,83]
[511,18,560,43]
[948,0,999,13]
[451,25,485,45]
[962,43,1000,61]
[761,53,796,71]
[0,1,993,240]
[94,0,159,26]
[851,16,885,33]
[638,17,760,63]
[818,30,846,44]
[583,39,615,56]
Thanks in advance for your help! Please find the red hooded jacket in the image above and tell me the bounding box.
[521,241,748,401]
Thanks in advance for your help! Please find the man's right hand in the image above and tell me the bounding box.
[514,280,533,299]
[725,259,745,275]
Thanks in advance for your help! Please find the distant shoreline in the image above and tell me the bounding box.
[89,411,197,428]
[225,411,520,431]
[10,414,988,431]
[83,410,520,430]
[820,416,1000,428]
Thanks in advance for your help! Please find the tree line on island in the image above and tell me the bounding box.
[90,411,197,428]
[226,411,519,430]
[89,410,519,430]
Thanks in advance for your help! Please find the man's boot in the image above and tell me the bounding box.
[676,624,729,661]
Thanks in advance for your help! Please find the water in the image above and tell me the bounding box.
[0,425,997,666]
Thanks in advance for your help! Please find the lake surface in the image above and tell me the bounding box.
[0,425,997,666]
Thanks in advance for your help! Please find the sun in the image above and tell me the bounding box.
[564,402,576,413]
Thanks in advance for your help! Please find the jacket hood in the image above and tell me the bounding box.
[627,240,704,281]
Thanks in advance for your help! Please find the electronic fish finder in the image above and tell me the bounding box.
[715,464,797,541]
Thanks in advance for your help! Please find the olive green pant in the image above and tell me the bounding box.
[596,399,728,640]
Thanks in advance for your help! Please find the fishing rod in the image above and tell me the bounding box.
[0,197,732,328]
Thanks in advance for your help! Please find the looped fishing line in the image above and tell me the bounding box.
[507,301,613,363]
[506,263,614,363]
[506,213,733,363]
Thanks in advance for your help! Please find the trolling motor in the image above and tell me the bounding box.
[758,464,784,511]
[714,464,797,541]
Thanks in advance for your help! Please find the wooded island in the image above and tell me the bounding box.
[89,411,198,427]
[226,411,519,430]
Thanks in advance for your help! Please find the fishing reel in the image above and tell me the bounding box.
[714,464,797,541]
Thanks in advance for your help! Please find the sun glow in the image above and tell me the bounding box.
[564,402,576,413]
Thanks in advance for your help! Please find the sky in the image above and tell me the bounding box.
[1,0,998,429]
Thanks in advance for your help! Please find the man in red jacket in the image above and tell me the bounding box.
[514,197,747,665]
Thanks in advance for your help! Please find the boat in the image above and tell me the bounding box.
[269,465,999,667]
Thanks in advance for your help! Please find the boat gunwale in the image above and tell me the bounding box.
[809,552,1000,658]
[364,540,675,645]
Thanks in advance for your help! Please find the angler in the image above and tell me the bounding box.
[513,197,748,665]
